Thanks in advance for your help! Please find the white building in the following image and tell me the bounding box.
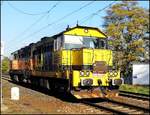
[132,63,149,85]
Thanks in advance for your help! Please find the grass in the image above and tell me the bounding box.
[119,84,150,95]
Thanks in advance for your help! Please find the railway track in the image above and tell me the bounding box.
[119,90,150,101]
[80,89,150,114]
[81,98,149,114]
[1,75,11,81]
[2,75,150,114]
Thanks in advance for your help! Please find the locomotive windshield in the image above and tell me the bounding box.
[64,35,107,49]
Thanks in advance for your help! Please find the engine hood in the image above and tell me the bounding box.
[61,48,113,67]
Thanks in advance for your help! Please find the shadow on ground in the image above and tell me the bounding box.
[8,80,80,103]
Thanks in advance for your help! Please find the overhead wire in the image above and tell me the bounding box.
[24,1,96,38]
[46,2,60,20]
[79,1,116,25]
[7,1,61,45]
[7,2,54,15]
[9,1,95,48]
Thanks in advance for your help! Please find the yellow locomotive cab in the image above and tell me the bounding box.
[52,26,122,98]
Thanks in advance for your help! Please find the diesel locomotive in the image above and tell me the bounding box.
[9,25,123,99]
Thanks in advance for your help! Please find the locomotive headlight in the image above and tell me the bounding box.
[86,71,90,76]
[114,71,118,76]
[80,71,84,76]
[109,71,113,76]
[112,73,116,77]
[109,70,118,77]
[80,71,90,76]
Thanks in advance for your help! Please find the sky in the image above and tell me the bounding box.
[1,1,149,57]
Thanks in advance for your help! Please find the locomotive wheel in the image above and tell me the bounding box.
[27,78,32,84]
[59,83,68,92]
[18,75,24,83]
[48,79,58,93]
[111,85,119,90]
[30,77,36,85]
[10,75,15,81]
[13,75,19,82]
[34,78,39,87]
[49,82,56,92]
[108,85,120,90]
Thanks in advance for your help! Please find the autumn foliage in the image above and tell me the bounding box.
[103,1,149,77]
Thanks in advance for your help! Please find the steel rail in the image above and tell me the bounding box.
[2,74,149,114]
[105,98,149,112]
[81,98,149,114]
[1,76,11,81]
[81,100,128,115]
[82,101,145,115]
[119,91,150,100]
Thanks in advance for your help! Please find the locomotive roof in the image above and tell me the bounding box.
[11,25,107,55]
[51,25,107,38]
[11,43,34,55]
[35,36,54,47]
[35,25,106,46]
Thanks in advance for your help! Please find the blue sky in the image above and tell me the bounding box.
[1,1,149,57]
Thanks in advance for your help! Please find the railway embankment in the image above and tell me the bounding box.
[1,75,108,114]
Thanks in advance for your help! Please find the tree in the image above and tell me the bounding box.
[103,1,149,77]
[2,56,10,73]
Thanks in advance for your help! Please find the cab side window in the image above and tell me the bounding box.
[54,36,63,51]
